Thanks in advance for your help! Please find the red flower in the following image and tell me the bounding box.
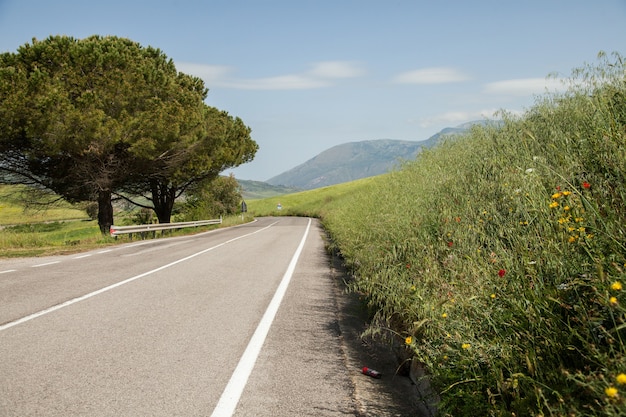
[447,241,453,247]
[498,269,506,277]
[582,181,591,189]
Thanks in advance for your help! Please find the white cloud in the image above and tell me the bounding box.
[484,77,568,96]
[393,67,470,84]
[177,60,364,90]
[308,61,365,79]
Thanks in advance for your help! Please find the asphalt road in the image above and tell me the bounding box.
[0,217,423,416]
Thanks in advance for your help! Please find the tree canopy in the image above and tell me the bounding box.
[0,35,257,233]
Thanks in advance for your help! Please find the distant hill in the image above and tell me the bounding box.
[266,122,479,190]
[237,179,300,200]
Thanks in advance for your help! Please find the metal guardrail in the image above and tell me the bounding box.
[110,217,222,237]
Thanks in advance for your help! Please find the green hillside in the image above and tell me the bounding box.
[250,53,626,416]
[266,138,438,189]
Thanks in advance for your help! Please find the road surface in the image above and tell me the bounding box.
[0,217,423,416]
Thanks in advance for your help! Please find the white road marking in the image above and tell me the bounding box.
[0,221,278,332]
[31,261,60,268]
[0,269,16,274]
[210,218,312,417]
[72,254,92,259]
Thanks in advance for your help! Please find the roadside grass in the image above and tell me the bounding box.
[0,185,89,224]
[252,53,626,416]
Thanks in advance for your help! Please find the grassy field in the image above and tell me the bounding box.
[249,53,626,416]
[0,185,252,257]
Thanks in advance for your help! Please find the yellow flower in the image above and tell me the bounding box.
[616,373,626,385]
[490,293,496,299]
[612,282,623,291]
[562,191,572,196]
[568,236,577,243]
[549,201,559,209]
[552,192,562,199]
[405,336,413,345]
[563,205,571,211]
[441,313,448,318]
[461,343,471,350]
[610,296,618,305]
[605,386,618,398]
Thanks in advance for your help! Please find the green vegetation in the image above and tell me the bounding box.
[250,52,626,416]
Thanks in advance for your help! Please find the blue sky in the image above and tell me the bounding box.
[1,1,625,181]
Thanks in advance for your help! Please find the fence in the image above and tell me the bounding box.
[110,217,222,237]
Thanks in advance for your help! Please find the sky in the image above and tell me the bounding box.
[1,1,625,181]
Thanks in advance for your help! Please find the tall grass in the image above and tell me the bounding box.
[253,52,626,415]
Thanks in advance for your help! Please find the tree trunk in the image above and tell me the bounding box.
[150,179,176,224]
[97,189,114,235]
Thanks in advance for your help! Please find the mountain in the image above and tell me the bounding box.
[266,122,477,190]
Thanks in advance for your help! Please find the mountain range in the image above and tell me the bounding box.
[263,121,482,191]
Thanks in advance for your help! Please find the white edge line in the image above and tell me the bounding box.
[0,221,278,333]
[0,269,17,274]
[210,218,312,417]
[31,261,61,268]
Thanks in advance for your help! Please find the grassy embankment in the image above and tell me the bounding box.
[249,53,626,416]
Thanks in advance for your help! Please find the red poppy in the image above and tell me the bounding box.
[582,181,591,189]
[447,241,453,247]
[498,269,506,277]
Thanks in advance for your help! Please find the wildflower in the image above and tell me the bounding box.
[490,293,496,299]
[406,263,411,269]
[562,191,572,196]
[578,227,586,233]
[447,241,453,247]
[410,285,416,292]
[498,269,506,278]
[610,296,618,305]
[616,373,626,385]
[442,313,448,318]
[605,386,618,398]
[405,336,413,345]
[612,282,623,291]
[582,182,591,189]
[575,217,584,223]
[549,201,559,209]
[552,192,563,199]
[568,236,578,243]
[525,168,534,174]
[461,343,471,350]
[563,205,571,211]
